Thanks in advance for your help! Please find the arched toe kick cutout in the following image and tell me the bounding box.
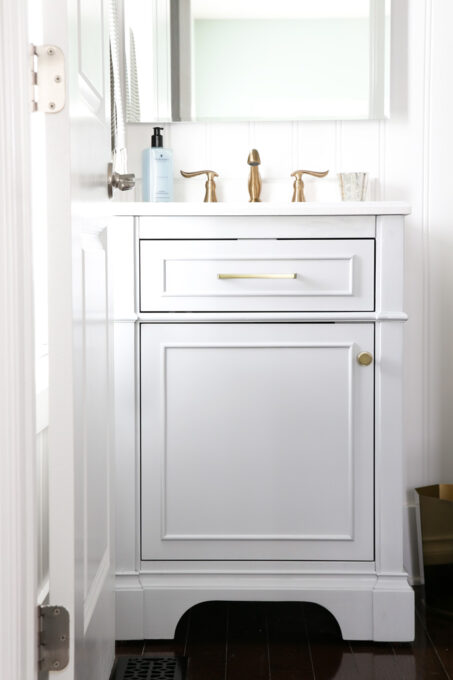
[173,600,343,640]
[172,601,344,678]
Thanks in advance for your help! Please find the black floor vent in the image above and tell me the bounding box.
[114,655,185,680]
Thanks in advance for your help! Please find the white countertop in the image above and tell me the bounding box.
[112,201,411,217]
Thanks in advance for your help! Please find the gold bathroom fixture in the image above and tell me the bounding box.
[180,169,219,202]
[247,149,262,202]
[218,273,297,280]
[291,169,329,202]
[357,351,373,366]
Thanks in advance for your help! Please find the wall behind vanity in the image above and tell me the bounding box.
[122,0,453,583]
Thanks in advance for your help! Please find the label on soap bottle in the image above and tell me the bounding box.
[153,153,173,202]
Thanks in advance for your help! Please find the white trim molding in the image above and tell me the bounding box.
[113,201,411,217]
[116,570,413,642]
[0,0,38,677]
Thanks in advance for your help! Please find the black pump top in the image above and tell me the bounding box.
[151,126,164,148]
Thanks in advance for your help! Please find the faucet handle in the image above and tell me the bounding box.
[290,169,329,202]
[181,170,219,202]
[247,149,261,166]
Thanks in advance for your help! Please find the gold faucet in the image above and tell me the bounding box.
[247,149,262,202]
[291,169,329,202]
[180,169,219,202]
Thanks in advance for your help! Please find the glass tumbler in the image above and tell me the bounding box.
[338,172,368,201]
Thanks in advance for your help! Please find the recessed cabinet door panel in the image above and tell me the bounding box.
[140,323,374,561]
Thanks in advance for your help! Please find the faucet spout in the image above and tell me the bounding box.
[247,149,262,202]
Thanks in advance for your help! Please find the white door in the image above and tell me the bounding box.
[41,0,116,678]
[141,322,375,562]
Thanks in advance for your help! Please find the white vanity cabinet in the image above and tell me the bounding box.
[111,203,414,643]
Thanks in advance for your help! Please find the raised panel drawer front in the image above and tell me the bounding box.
[139,239,375,312]
[140,322,374,561]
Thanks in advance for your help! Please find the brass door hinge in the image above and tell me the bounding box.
[30,45,65,113]
[38,605,70,672]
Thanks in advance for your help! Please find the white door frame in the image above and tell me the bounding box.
[0,0,38,677]
[42,0,75,676]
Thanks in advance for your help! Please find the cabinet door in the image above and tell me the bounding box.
[141,323,374,561]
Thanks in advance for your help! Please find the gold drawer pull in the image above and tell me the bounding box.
[218,273,297,280]
[357,352,373,366]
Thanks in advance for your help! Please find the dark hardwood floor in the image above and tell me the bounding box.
[115,588,453,679]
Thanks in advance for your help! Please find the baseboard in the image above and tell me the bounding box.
[115,571,414,642]
[404,502,424,585]
[115,574,144,639]
[409,576,423,586]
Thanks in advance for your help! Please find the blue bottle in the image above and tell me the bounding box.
[142,127,174,201]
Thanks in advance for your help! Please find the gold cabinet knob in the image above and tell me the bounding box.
[357,351,373,366]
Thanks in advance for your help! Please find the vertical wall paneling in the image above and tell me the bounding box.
[426,1,453,484]
[385,0,425,528]
[369,0,386,119]
[122,0,453,583]
[378,119,386,201]
[422,0,433,486]
[384,0,423,585]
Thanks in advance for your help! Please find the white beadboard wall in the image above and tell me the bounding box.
[124,0,453,583]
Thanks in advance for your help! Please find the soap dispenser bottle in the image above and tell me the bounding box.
[142,126,174,201]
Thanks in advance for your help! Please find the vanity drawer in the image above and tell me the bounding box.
[139,239,375,312]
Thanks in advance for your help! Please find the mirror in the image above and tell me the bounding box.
[124,0,390,123]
